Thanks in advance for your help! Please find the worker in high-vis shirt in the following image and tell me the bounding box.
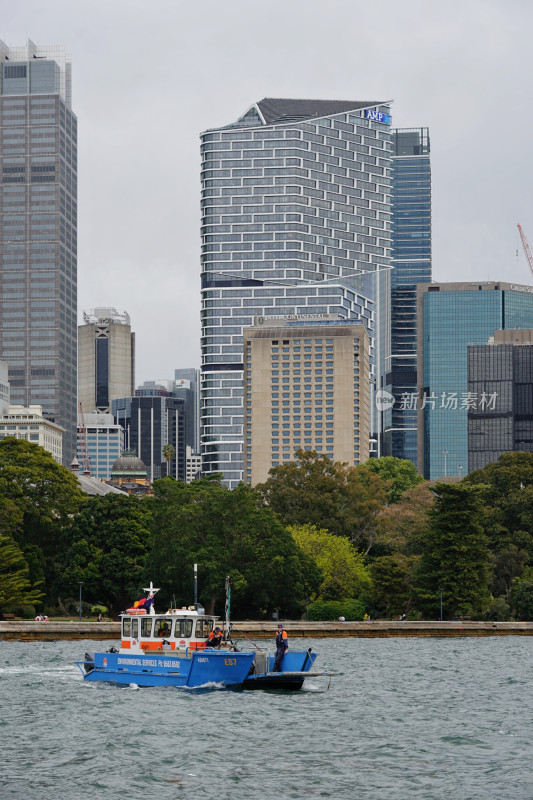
[273,623,288,672]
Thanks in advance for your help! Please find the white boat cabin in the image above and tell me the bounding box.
[120,607,219,654]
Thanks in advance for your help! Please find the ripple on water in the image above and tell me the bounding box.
[0,637,532,799]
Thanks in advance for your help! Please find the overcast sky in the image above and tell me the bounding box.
[3,0,532,383]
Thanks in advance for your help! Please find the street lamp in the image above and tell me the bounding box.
[439,588,443,621]
[458,465,463,478]
[443,450,448,478]
[78,581,84,622]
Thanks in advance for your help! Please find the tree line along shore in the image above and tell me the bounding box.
[2,438,533,623]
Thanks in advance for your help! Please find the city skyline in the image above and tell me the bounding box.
[2,1,532,383]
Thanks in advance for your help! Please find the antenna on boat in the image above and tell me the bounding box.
[224,576,231,641]
[193,563,198,609]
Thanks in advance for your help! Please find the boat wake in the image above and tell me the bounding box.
[0,664,75,677]
[301,682,327,693]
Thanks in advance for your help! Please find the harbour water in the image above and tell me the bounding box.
[1,636,532,799]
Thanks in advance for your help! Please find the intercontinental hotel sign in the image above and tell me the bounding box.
[254,313,363,328]
[258,313,331,322]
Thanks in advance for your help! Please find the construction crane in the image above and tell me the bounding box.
[78,402,92,475]
[517,223,533,279]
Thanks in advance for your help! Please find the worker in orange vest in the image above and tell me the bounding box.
[273,623,288,672]
[205,626,223,647]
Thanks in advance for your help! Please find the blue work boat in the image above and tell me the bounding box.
[76,581,329,690]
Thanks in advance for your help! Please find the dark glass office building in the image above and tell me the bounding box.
[383,128,431,465]
[0,40,77,463]
[112,394,186,482]
[468,329,533,471]
[417,282,533,480]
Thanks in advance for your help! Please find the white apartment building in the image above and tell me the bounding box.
[0,404,64,462]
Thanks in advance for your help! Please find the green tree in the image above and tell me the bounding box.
[465,452,533,556]
[0,534,44,618]
[510,581,533,620]
[363,456,424,504]
[414,483,491,619]
[257,450,388,552]
[288,523,370,600]
[0,438,83,523]
[145,477,321,617]
[376,482,434,556]
[370,554,418,617]
[60,494,152,615]
[491,545,529,601]
[0,496,23,538]
[162,444,175,478]
[0,439,85,599]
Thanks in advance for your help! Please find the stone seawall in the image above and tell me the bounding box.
[1,620,532,641]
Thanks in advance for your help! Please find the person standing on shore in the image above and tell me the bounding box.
[273,623,288,672]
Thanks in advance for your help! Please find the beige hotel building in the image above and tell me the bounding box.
[243,314,370,485]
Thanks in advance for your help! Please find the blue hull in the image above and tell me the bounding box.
[242,650,318,690]
[78,650,256,688]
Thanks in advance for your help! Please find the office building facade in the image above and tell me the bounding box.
[78,308,135,414]
[77,411,122,480]
[201,98,393,487]
[175,368,200,452]
[468,329,533,471]
[112,394,186,482]
[417,282,533,480]
[0,39,77,464]
[0,359,9,414]
[137,376,197,455]
[186,444,202,483]
[383,128,431,465]
[243,315,369,484]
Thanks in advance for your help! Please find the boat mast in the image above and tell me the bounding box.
[224,576,231,641]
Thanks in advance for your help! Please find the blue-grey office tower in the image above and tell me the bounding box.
[200,99,394,487]
[0,40,77,463]
[417,281,533,480]
[383,128,431,465]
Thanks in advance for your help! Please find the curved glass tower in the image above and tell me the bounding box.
[200,99,393,486]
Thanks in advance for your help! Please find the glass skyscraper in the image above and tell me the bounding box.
[383,128,431,465]
[417,282,533,480]
[200,98,394,487]
[0,39,77,463]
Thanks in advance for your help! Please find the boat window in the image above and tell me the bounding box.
[195,619,213,638]
[154,618,172,639]
[141,617,153,638]
[175,618,193,638]
[122,618,131,638]
[131,618,139,639]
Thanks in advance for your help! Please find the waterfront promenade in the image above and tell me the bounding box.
[1,619,532,641]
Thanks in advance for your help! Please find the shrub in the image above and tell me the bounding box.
[484,596,510,621]
[307,598,366,621]
[3,604,35,619]
[63,598,92,617]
